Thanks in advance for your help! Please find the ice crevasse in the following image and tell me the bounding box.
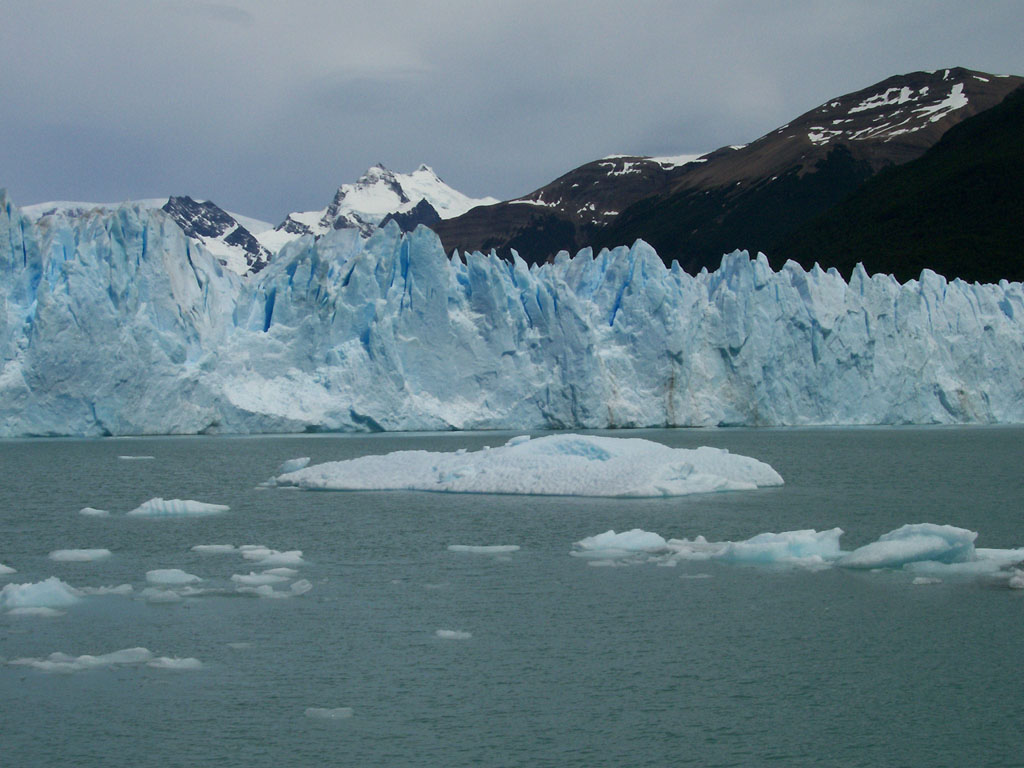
[2,193,1023,436]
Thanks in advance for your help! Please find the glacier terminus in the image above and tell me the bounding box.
[1,192,1022,437]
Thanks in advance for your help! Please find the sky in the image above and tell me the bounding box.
[1,0,1022,224]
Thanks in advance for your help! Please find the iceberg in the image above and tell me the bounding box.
[837,524,977,569]
[1,577,82,609]
[2,194,1023,436]
[274,434,783,497]
[146,569,202,585]
[127,498,230,517]
[48,548,112,562]
[7,647,201,673]
[78,507,110,517]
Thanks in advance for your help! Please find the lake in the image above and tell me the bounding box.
[1,427,1022,767]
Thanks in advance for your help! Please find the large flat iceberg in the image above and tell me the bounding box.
[273,434,783,497]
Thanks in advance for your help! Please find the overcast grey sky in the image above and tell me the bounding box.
[1,0,1021,223]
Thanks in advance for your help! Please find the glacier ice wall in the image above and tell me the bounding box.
[2,190,1023,436]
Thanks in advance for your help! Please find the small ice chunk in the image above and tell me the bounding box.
[49,548,112,562]
[78,584,133,595]
[9,647,153,673]
[277,457,311,474]
[263,567,299,577]
[715,528,843,566]
[127,498,229,517]
[242,549,305,566]
[191,544,237,554]
[8,606,65,617]
[0,563,16,575]
[839,524,977,570]
[305,707,353,720]
[573,529,669,559]
[1,577,82,609]
[147,657,202,671]
[679,573,713,580]
[504,435,531,447]
[912,577,943,585]
[146,569,201,586]
[231,572,290,586]
[118,455,155,460]
[435,629,472,640]
[290,579,312,595]
[79,507,110,517]
[447,544,521,554]
[1009,570,1024,589]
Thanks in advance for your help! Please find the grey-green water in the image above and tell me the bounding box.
[1,427,1022,767]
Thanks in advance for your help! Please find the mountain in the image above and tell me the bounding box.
[3,195,1023,436]
[434,68,1023,273]
[259,164,499,253]
[773,84,1024,283]
[20,196,276,275]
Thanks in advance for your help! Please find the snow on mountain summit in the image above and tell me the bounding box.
[260,164,498,252]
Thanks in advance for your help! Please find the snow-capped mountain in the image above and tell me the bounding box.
[260,164,498,252]
[435,68,1023,269]
[3,192,1023,437]
[20,196,276,275]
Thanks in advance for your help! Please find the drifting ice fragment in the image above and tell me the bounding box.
[436,629,472,640]
[141,587,183,603]
[573,529,669,558]
[231,572,290,586]
[146,569,202,585]
[242,548,305,566]
[277,457,311,474]
[8,606,65,617]
[191,544,237,554]
[147,657,203,670]
[0,563,16,575]
[274,434,783,497]
[48,548,112,562]
[1,577,81,609]
[78,507,110,517]
[118,455,155,460]
[447,545,521,554]
[128,498,229,517]
[838,524,977,569]
[305,707,353,720]
[7,647,199,673]
[79,584,133,595]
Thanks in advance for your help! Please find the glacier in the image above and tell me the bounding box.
[2,190,1023,437]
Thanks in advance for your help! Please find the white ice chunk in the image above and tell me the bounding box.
[0,563,16,575]
[146,569,202,585]
[275,434,783,497]
[290,579,312,595]
[263,567,299,577]
[191,544,237,554]
[242,549,305,566]
[838,524,977,569]
[231,572,290,586]
[9,647,153,673]
[49,548,112,562]
[147,657,203,670]
[8,607,65,617]
[78,584,133,595]
[141,587,183,603]
[714,528,843,567]
[1009,570,1024,589]
[118,455,155,460]
[305,707,353,720]
[572,529,669,559]
[78,507,110,517]
[276,457,311,474]
[1,577,82,609]
[435,629,472,640]
[447,545,521,554]
[127,498,229,517]
[912,577,943,585]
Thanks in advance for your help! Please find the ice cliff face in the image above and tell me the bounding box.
[1,191,1022,436]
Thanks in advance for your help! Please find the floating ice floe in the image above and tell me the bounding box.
[48,548,112,562]
[240,547,305,566]
[1,577,82,610]
[78,507,110,517]
[305,707,353,720]
[447,545,521,554]
[8,606,65,617]
[146,569,202,585]
[273,434,783,497]
[191,544,237,554]
[0,563,16,575]
[277,457,311,474]
[236,579,313,599]
[572,523,1024,585]
[118,455,155,460]
[127,498,229,517]
[7,647,200,673]
[78,584,133,595]
[231,571,290,586]
[435,629,472,640]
